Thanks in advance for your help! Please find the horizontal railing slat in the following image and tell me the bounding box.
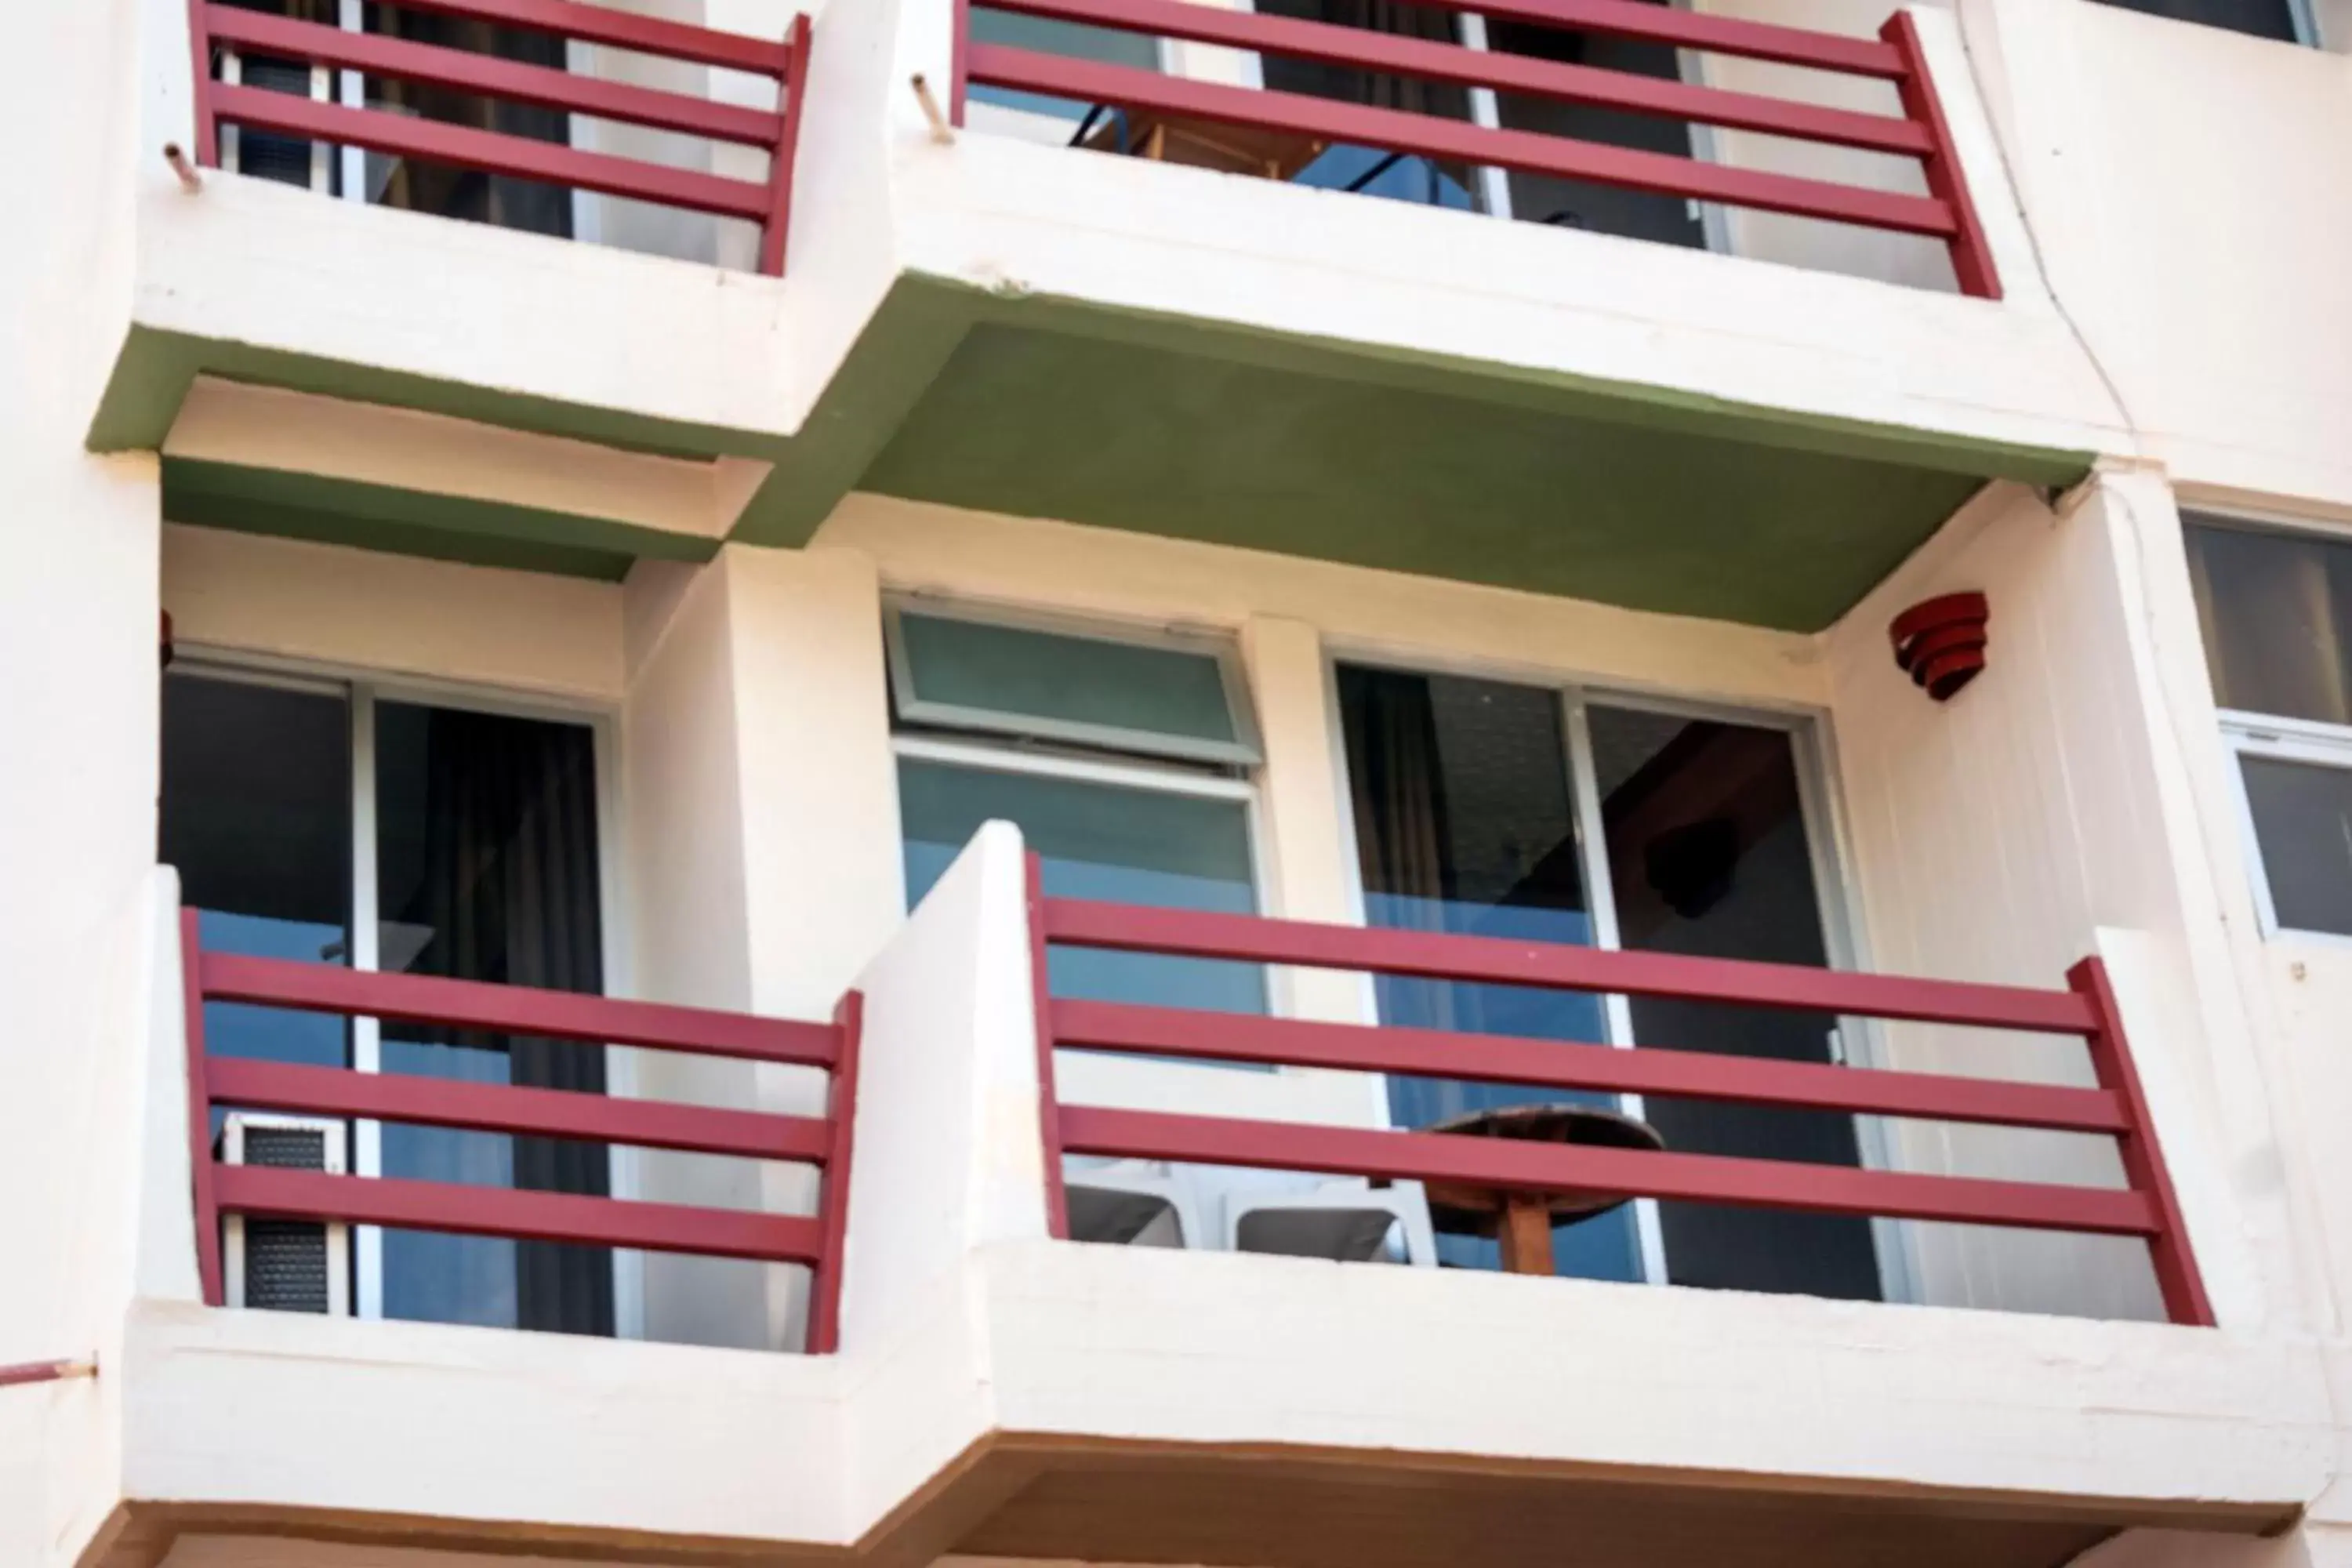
[967,46,1955,237]
[198,950,838,1067]
[1041,901,2093,1034]
[210,85,774,220]
[214,1165,826,1263]
[982,0,1929,156]
[1051,1000,2128,1134]
[1356,0,1909,78]
[1058,1107,2158,1236]
[285,0,797,76]
[205,1058,832,1163]
[206,8,785,147]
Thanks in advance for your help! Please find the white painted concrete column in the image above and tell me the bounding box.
[621,557,771,1347]
[1240,615,1388,1123]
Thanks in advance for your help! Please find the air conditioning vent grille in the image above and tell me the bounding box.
[243,1218,334,1312]
[223,1116,346,1315]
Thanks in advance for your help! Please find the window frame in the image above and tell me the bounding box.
[164,647,641,1335]
[1320,651,1916,1305]
[2219,709,2352,946]
[883,597,1265,768]
[2184,506,2352,944]
[884,602,1276,1022]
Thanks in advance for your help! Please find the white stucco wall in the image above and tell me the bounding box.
[1821,477,2315,1329]
[1959,0,2352,511]
[0,2,164,1562]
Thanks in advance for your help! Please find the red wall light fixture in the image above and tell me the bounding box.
[1890,591,1988,702]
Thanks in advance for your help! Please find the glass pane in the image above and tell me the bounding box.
[161,673,352,1071]
[2186,519,2352,727]
[967,7,1163,118]
[898,759,1263,1015]
[1491,18,1707,248]
[2241,753,2352,936]
[1587,706,1879,1302]
[1337,665,1641,1283]
[374,702,611,1336]
[896,613,1250,757]
[362,8,573,235]
[2089,0,2302,42]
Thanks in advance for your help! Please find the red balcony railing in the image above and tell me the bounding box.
[185,0,811,274]
[1023,855,2211,1324]
[181,911,861,1352]
[955,0,2000,297]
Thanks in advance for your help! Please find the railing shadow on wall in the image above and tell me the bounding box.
[183,0,811,274]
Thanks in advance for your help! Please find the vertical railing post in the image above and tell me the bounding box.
[757,12,812,277]
[2067,956,2215,1327]
[1026,852,1069,1239]
[1878,9,2000,300]
[186,0,220,165]
[805,989,862,1354]
[950,0,971,127]
[180,909,224,1307]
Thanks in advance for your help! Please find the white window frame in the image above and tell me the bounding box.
[885,600,1276,1022]
[2186,506,2352,946]
[884,598,1265,768]
[2220,709,2352,946]
[165,648,641,1336]
[1322,653,1918,1305]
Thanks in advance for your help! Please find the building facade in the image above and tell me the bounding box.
[4,0,2351,1565]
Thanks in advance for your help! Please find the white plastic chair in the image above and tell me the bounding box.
[1063,1157,1207,1250]
[1217,1174,1439,1267]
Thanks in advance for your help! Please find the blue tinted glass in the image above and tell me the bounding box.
[1294,146,1478,210]
[966,8,1161,118]
[197,912,350,1069]
[899,759,1263,1017]
[1339,665,1641,1283]
[162,674,352,1072]
[379,1036,521,1329]
[899,612,1243,752]
[372,701,610,1337]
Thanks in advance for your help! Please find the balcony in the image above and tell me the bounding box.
[179,911,860,1350]
[954,0,2005,297]
[104,808,2325,1568]
[182,0,811,274]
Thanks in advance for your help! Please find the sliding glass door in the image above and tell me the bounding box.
[162,666,615,1334]
[1338,664,1882,1300]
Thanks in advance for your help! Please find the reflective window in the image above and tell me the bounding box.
[2088,0,2310,44]
[901,759,1261,1014]
[2187,517,2352,938]
[888,608,1258,764]
[162,670,612,1335]
[2239,754,2352,938]
[890,608,1267,1020]
[1338,665,1880,1300]
[162,673,352,1071]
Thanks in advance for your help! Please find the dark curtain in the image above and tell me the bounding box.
[403,707,612,1336]
[2092,0,2300,42]
[370,6,574,235]
[1340,667,1466,1037]
[1257,0,1470,122]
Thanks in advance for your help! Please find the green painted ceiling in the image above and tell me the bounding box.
[858,319,1987,631]
[101,272,2094,626]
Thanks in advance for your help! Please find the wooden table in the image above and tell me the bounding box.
[1423,1103,1667,1276]
[1077,106,1329,182]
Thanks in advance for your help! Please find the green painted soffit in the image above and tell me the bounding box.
[95,274,2094,626]
[820,278,2094,632]
[162,458,720,582]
